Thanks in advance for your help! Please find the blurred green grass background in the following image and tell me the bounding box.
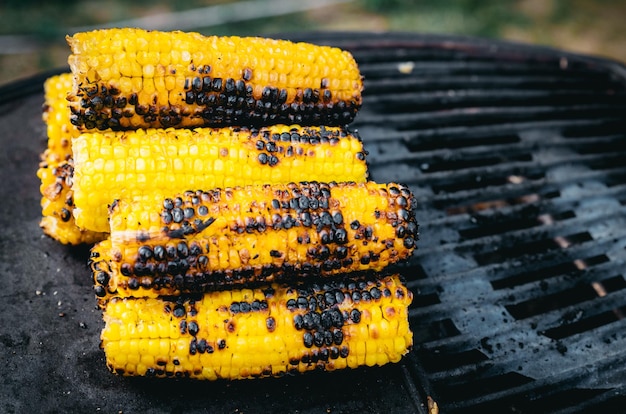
[1,0,625,86]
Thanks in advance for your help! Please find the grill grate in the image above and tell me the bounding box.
[291,32,626,412]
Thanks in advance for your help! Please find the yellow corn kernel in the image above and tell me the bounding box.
[71,125,368,233]
[66,28,363,130]
[89,181,418,301]
[100,273,413,379]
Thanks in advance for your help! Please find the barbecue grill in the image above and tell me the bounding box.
[2,31,626,413]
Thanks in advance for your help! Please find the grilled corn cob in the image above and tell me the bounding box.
[90,181,418,301]
[38,73,107,244]
[42,73,78,158]
[100,273,413,379]
[66,28,363,130]
[72,125,368,233]
[38,154,107,245]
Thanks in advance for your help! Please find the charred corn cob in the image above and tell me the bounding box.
[72,125,368,233]
[66,28,363,130]
[90,181,418,301]
[42,73,78,159]
[100,273,413,379]
[38,73,107,244]
[38,153,107,245]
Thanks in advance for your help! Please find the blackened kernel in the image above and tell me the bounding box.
[179,320,187,334]
[350,309,361,323]
[321,311,333,329]
[370,287,382,299]
[396,226,406,238]
[189,338,197,355]
[360,254,370,265]
[95,271,110,285]
[60,208,71,222]
[189,242,202,256]
[332,212,343,225]
[94,285,106,297]
[266,317,276,332]
[160,210,172,224]
[319,230,332,245]
[270,250,282,258]
[303,332,314,348]
[356,151,366,161]
[396,288,406,299]
[333,329,344,345]
[183,207,195,219]
[330,346,339,359]
[398,209,410,222]
[173,305,186,318]
[240,301,251,313]
[278,89,288,104]
[197,339,208,353]
[218,339,226,349]
[331,309,344,327]
[120,263,133,276]
[297,296,308,310]
[313,331,324,347]
[230,302,241,314]
[340,346,349,358]
[188,321,199,336]
[293,314,304,330]
[197,205,208,216]
[302,313,314,330]
[266,141,278,152]
[286,299,297,311]
[177,242,189,257]
[350,220,360,230]
[258,153,268,165]
[403,237,415,248]
[171,208,184,223]
[127,278,139,290]
[335,290,345,304]
[324,331,334,346]
[255,140,265,150]
[300,211,312,227]
[324,292,335,307]
[212,78,223,91]
[334,228,348,244]
[192,77,202,92]
[268,155,279,166]
[242,68,253,81]
[138,246,153,261]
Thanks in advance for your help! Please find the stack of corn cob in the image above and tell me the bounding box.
[38,28,418,380]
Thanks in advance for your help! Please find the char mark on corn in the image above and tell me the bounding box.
[100,273,413,379]
[38,73,107,245]
[66,28,363,130]
[71,124,368,233]
[90,181,418,301]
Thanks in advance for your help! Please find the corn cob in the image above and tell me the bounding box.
[38,153,107,245]
[71,125,368,233]
[37,73,107,244]
[100,273,413,379]
[66,28,363,130]
[42,73,78,158]
[90,181,418,301]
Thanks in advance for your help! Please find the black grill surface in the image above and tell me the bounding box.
[2,32,626,413]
